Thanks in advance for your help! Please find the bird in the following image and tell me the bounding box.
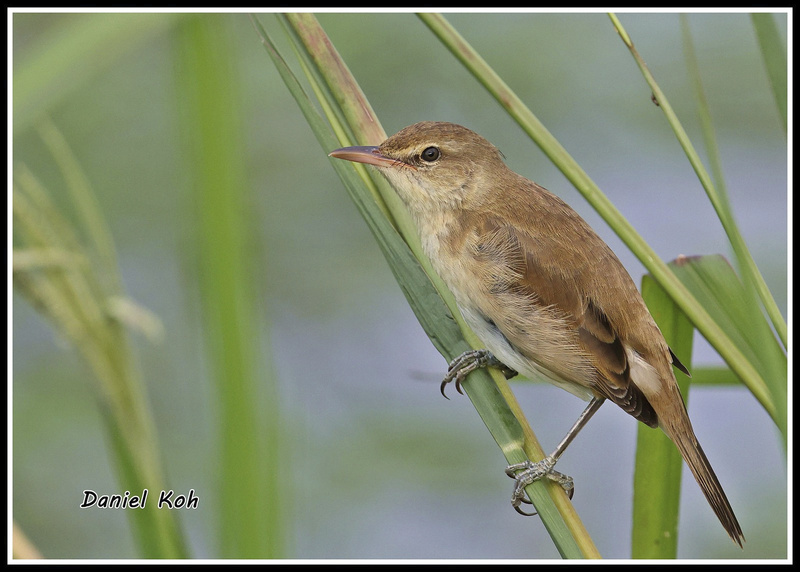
[329,121,744,547]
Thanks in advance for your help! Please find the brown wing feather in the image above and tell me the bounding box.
[464,191,662,426]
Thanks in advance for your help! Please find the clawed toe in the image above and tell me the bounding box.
[440,349,511,398]
[505,457,574,516]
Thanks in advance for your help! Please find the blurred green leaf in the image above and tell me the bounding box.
[690,366,740,387]
[670,255,786,440]
[13,13,182,135]
[750,13,788,131]
[175,14,282,558]
[681,14,787,353]
[634,253,786,554]
[13,131,186,559]
[632,268,695,558]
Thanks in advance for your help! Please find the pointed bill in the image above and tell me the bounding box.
[329,146,402,169]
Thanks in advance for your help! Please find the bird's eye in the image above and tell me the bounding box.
[420,146,440,162]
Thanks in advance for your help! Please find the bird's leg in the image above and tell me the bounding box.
[440,349,518,398]
[440,350,604,517]
[505,397,606,516]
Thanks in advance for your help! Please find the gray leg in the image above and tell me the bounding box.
[505,397,605,515]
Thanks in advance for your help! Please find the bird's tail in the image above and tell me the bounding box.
[659,400,745,548]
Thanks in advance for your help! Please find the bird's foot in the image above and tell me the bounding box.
[440,349,517,398]
[505,457,574,516]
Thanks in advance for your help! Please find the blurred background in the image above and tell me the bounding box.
[12,10,787,560]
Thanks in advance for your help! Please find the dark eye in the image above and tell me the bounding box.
[421,146,440,162]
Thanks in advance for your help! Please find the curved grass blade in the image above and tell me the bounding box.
[610,14,784,435]
[251,13,598,559]
[419,12,774,425]
[679,14,786,351]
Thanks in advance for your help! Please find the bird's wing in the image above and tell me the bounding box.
[466,209,661,427]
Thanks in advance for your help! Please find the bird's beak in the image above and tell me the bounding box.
[329,146,411,169]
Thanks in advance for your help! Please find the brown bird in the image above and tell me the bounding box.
[329,121,744,547]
